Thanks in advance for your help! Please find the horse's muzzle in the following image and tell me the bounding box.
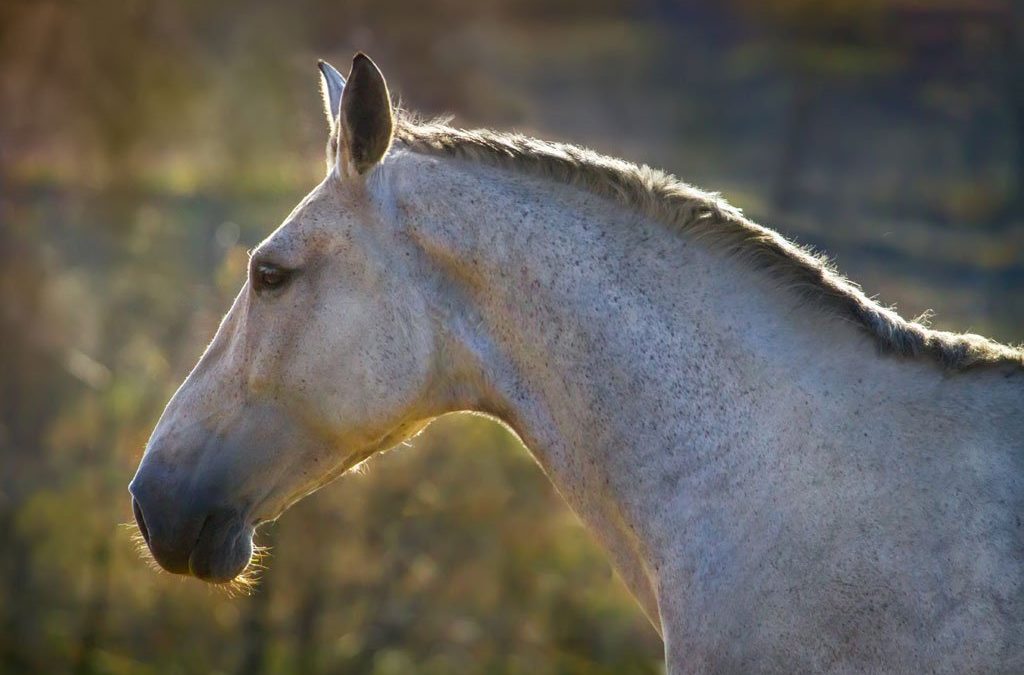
[129,464,253,583]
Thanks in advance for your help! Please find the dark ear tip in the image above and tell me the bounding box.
[351,52,379,72]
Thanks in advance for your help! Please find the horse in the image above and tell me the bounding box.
[129,53,1024,673]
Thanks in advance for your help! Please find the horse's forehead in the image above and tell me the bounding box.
[262,184,352,255]
[272,226,336,257]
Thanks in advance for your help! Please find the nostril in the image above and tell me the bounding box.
[132,497,151,546]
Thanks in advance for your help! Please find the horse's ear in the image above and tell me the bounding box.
[338,53,394,175]
[318,60,346,132]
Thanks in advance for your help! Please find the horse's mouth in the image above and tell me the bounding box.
[187,509,254,583]
[131,492,254,584]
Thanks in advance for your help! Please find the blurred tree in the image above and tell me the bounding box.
[1004,1,1024,219]
[731,0,893,212]
[237,543,276,675]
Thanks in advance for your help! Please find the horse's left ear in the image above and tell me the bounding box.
[336,53,394,176]
[318,59,346,132]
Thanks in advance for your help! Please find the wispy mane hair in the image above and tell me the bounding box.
[391,112,1023,372]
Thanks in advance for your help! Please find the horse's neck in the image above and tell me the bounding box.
[392,150,1006,627]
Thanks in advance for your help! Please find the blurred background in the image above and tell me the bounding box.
[1,0,1021,673]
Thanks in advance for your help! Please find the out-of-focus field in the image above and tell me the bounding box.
[1,1,1021,673]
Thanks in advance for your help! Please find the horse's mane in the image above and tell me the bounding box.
[392,113,1024,372]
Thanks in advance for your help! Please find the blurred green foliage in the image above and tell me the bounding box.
[0,0,1021,673]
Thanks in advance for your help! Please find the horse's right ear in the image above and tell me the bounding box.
[337,53,394,176]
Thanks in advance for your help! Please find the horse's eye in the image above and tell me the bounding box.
[252,263,291,294]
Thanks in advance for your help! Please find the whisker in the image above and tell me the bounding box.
[122,520,167,575]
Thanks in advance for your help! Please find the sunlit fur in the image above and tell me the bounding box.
[390,113,1024,371]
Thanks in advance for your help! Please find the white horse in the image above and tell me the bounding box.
[130,54,1024,673]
